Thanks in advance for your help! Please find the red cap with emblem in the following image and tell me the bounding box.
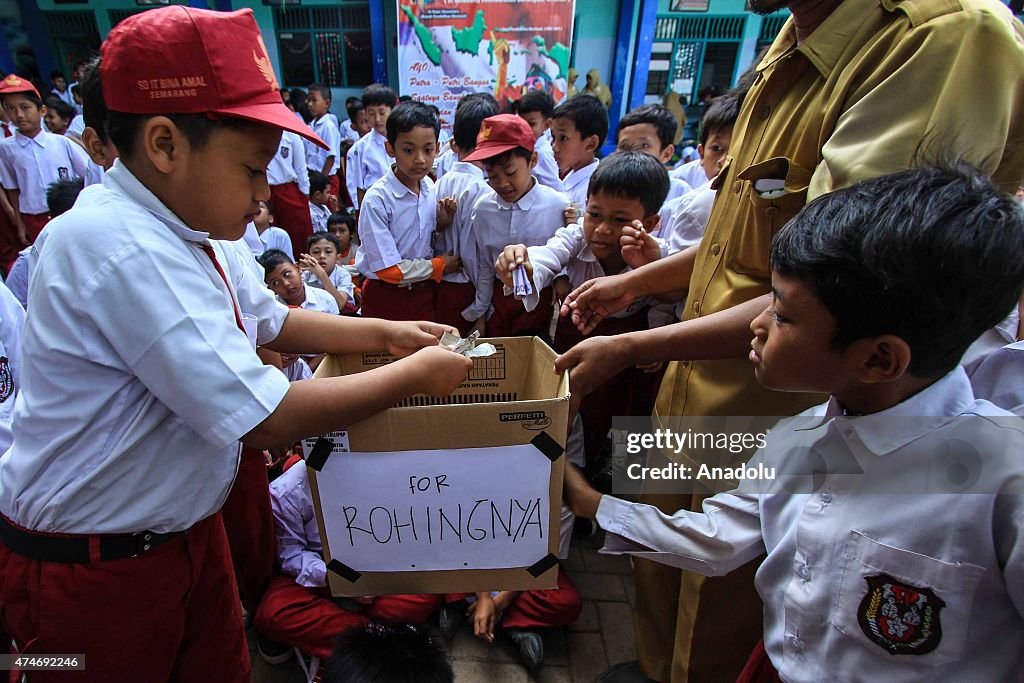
[101,6,326,149]
[0,74,41,99]
[463,114,536,162]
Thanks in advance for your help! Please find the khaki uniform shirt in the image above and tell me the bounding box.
[656,0,1024,445]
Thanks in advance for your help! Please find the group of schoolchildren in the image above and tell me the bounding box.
[0,6,1021,683]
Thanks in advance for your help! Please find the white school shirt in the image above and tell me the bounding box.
[52,87,75,109]
[520,223,646,320]
[355,170,437,280]
[0,281,25,455]
[0,162,292,533]
[340,120,361,143]
[268,131,310,194]
[258,225,294,261]
[5,246,33,309]
[271,460,328,588]
[561,159,598,209]
[659,176,693,223]
[533,134,564,193]
[83,161,104,187]
[66,115,85,140]
[597,369,1024,682]
[302,265,355,302]
[656,180,716,255]
[465,180,570,321]
[670,158,708,190]
[309,202,331,233]
[433,144,456,178]
[307,115,342,175]
[279,283,339,315]
[434,161,489,287]
[345,130,393,209]
[0,130,89,214]
[966,340,1024,415]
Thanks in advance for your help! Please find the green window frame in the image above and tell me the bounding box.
[273,4,371,89]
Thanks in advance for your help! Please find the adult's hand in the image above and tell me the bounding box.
[555,335,632,422]
[559,272,636,335]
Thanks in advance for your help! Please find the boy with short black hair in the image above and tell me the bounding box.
[346,83,398,209]
[465,114,571,338]
[671,92,737,189]
[305,83,343,200]
[324,624,453,683]
[433,93,499,336]
[356,100,458,321]
[516,89,564,192]
[342,95,368,142]
[302,232,356,313]
[0,9,472,680]
[616,103,692,219]
[50,70,74,109]
[498,151,668,465]
[44,98,75,136]
[308,170,332,233]
[0,76,89,244]
[550,94,608,208]
[566,163,1024,682]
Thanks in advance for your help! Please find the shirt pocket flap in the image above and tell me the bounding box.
[737,156,813,193]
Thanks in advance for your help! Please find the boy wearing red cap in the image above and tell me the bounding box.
[0,8,471,682]
[0,74,89,245]
[463,114,572,338]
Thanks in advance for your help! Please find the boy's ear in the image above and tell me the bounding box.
[854,335,912,384]
[141,116,182,174]
[659,143,675,165]
[80,127,108,167]
[528,151,538,169]
[384,140,395,157]
[696,143,705,160]
[583,133,600,154]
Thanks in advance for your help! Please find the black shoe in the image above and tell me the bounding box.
[437,601,466,641]
[256,632,293,666]
[508,629,544,672]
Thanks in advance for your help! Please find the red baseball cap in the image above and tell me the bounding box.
[0,74,41,99]
[463,114,536,162]
[101,6,326,149]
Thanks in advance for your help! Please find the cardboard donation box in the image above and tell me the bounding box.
[304,337,570,597]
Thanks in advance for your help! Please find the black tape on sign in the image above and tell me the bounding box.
[305,437,334,472]
[530,432,564,462]
[527,553,559,578]
[327,559,361,583]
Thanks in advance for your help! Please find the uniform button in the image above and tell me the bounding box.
[765,207,778,217]
[821,491,833,504]
[758,105,771,120]
[710,243,721,256]
[680,360,689,367]
[732,180,742,194]
[797,564,812,581]
[143,543,151,551]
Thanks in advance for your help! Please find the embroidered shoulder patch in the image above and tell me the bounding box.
[858,574,944,655]
[0,356,13,402]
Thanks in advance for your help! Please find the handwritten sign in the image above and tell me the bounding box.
[313,444,551,572]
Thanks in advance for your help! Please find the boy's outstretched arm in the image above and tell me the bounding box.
[266,308,452,357]
[244,345,472,448]
[563,462,765,577]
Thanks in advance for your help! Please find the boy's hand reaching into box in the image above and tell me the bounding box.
[385,321,456,357]
[406,345,473,397]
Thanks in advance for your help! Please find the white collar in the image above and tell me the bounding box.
[14,130,47,148]
[383,167,427,199]
[449,161,484,179]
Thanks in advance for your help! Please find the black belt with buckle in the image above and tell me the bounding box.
[0,514,184,563]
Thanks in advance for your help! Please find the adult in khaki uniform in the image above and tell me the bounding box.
[556,0,1024,679]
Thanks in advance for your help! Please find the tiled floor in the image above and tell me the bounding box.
[250,532,635,682]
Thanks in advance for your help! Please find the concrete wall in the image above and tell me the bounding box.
[572,0,618,93]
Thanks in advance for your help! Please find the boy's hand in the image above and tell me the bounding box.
[553,275,572,306]
[563,203,579,225]
[442,253,462,274]
[564,463,602,519]
[437,196,457,229]
[385,321,455,357]
[298,254,328,281]
[15,219,28,247]
[621,221,661,269]
[327,193,339,212]
[468,594,500,643]
[496,245,531,288]
[406,345,473,397]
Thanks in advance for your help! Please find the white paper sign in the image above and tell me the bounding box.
[315,444,551,572]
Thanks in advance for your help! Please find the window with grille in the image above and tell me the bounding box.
[42,11,100,76]
[653,14,747,103]
[273,4,371,88]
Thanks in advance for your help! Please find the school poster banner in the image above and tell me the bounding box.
[397,0,576,128]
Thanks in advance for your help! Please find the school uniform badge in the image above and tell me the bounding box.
[58,167,69,180]
[858,574,944,655]
[0,356,13,402]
